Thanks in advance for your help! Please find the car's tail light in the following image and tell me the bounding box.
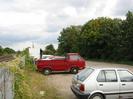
[79,84,85,92]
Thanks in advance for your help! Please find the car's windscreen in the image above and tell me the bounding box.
[75,68,94,82]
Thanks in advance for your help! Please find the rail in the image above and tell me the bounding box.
[0,55,14,62]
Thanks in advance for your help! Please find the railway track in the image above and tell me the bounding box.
[0,55,14,62]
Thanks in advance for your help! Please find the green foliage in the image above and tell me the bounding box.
[0,46,3,55]
[7,49,35,98]
[58,25,82,55]
[14,69,32,99]
[58,11,133,61]
[20,48,30,57]
[0,46,15,55]
[80,17,123,60]
[3,47,15,54]
[43,44,56,55]
[0,58,32,99]
[19,48,36,71]
[0,49,61,99]
[120,11,133,60]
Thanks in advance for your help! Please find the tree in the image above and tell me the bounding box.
[79,17,123,60]
[57,11,133,61]
[58,25,82,55]
[3,47,15,54]
[121,11,133,60]
[0,46,3,55]
[0,46,16,55]
[43,44,56,55]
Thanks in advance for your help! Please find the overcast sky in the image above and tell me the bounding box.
[0,0,133,51]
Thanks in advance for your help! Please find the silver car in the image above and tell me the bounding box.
[71,67,133,99]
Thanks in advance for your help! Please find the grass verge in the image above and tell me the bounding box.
[0,57,62,99]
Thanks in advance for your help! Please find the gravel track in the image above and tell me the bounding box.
[46,61,133,99]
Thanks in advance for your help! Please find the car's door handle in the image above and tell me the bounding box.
[99,84,103,86]
[122,84,126,86]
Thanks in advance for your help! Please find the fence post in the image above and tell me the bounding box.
[0,68,14,99]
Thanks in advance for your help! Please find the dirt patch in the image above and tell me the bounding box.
[46,61,133,99]
[46,73,76,99]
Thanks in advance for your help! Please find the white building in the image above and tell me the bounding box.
[29,43,40,59]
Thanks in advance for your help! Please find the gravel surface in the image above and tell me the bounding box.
[46,61,133,99]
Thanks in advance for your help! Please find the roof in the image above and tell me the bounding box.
[86,66,128,71]
[67,53,79,55]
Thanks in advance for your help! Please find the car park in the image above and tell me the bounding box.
[71,67,133,99]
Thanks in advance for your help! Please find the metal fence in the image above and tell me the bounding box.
[0,68,14,99]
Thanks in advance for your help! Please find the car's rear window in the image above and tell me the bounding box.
[76,68,94,82]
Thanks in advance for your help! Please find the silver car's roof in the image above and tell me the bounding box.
[86,66,128,71]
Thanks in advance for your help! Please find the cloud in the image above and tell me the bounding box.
[0,24,57,43]
[111,0,133,17]
[0,0,132,50]
[0,11,47,26]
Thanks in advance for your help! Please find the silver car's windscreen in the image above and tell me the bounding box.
[76,68,94,82]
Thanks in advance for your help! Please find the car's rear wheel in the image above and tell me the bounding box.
[43,69,51,75]
[70,67,78,74]
[89,93,104,99]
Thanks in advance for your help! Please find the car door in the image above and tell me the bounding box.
[97,70,119,99]
[52,59,68,71]
[118,70,133,99]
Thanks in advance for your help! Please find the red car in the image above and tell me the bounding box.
[36,53,86,75]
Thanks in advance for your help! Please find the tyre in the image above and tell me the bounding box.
[71,67,78,74]
[43,69,51,75]
[89,93,104,99]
